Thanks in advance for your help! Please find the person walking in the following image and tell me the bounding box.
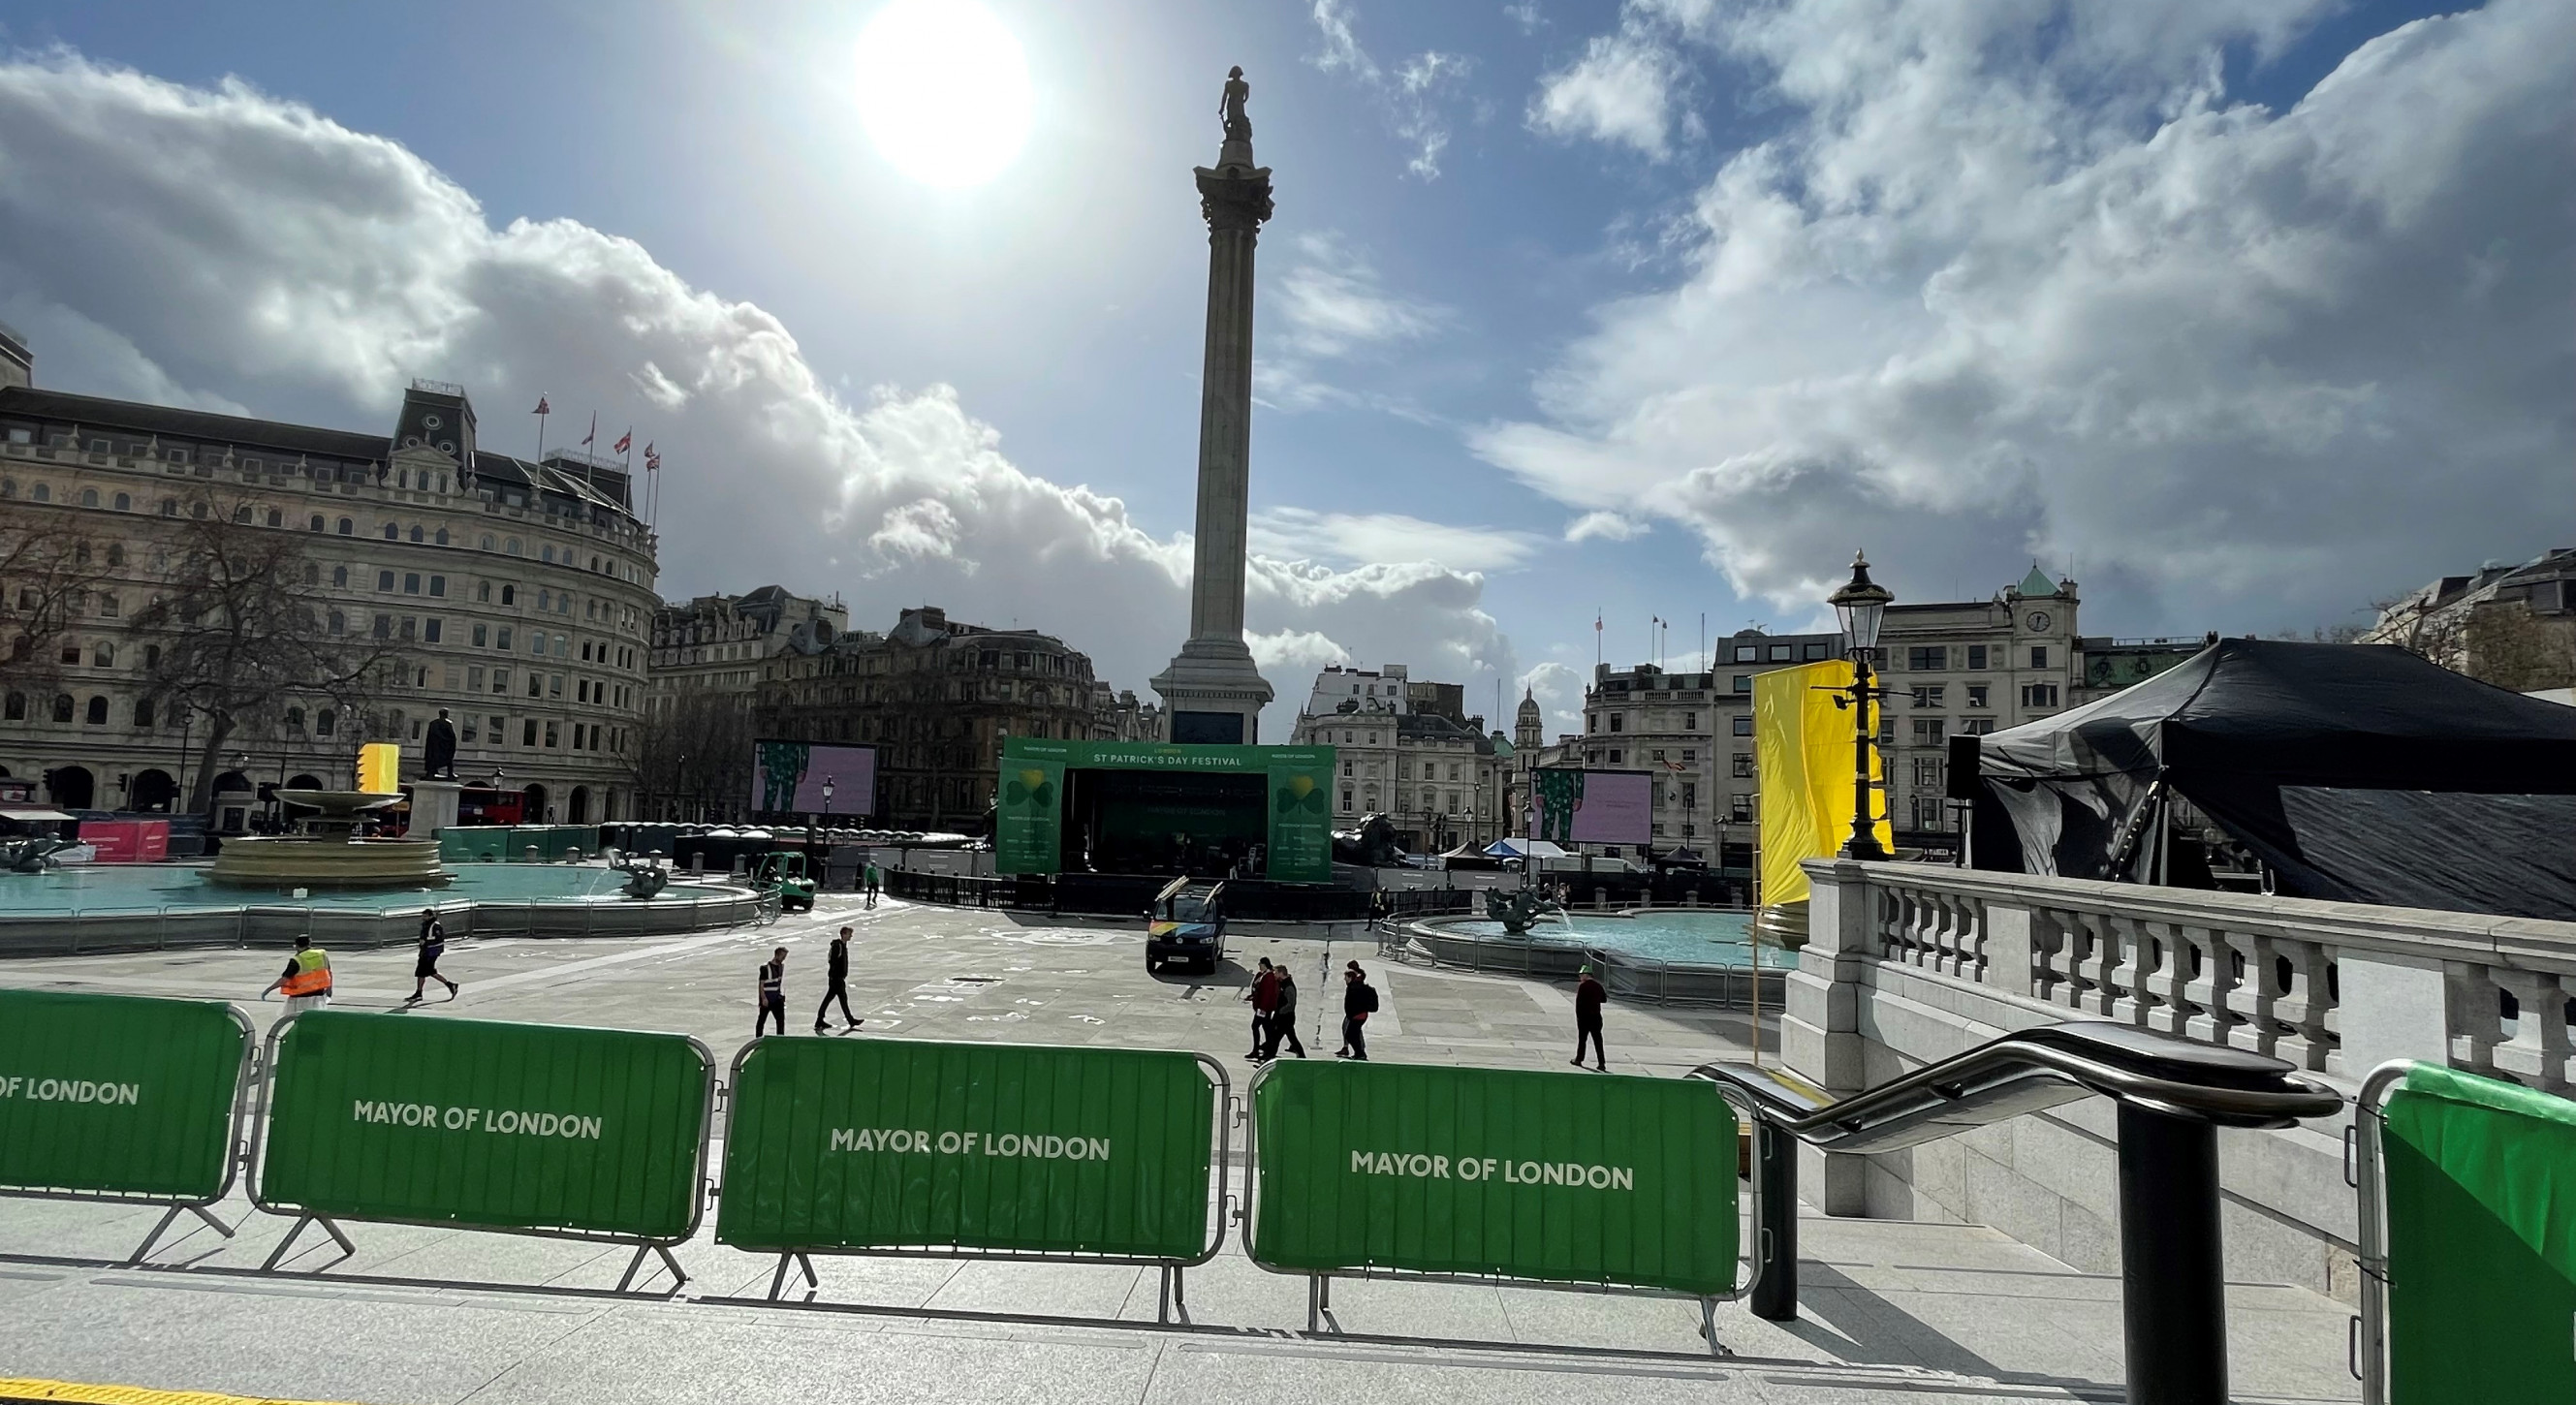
[1244,957,1279,1060]
[755,946,789,1038]
[1261,965,1307,1061]
[814,927,861,1033]
[1573,963,1608,1071]
[1337,961,1378,1061]
[864,859,882,909]
[406,908,459,1005]
[262,936,332,1014]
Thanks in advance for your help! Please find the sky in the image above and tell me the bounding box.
[0,0,2566,739]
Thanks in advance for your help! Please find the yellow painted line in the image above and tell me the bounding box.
[0,1380,361,1405]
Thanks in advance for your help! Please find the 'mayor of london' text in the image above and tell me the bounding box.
[1351,1149,1636,1190]
[0,1077,140,1105]
[830,1127,1112,1160]
[350,1101,604,1140]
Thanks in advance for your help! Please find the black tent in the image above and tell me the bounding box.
[1953,638,2576,920]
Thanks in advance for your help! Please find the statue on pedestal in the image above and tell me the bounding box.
[1484,886,1565,937]
[1220,65,1251,142]
[424,708,458,780]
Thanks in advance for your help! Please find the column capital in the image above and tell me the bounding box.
[1195,166,1274,234]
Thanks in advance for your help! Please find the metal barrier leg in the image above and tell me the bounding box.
[766,1252,819,1301]
[616,1242,691,1295]
[128,1203,235,1264]
[259,1214,354,1273]
[2116,1105,2228,1405]
[1701,1296,1725,1358]
[1751,1117,1799,1321]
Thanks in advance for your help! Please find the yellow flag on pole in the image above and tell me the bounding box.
[1756,660,1890,906]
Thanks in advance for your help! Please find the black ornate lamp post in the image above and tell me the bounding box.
[1826,550,1896,861]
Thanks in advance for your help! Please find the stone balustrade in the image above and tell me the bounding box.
[1804,859,2576,1094]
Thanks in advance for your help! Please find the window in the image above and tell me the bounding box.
[492,669,511,695]
[549,673,563,699]
[480,535,495,551]
[371,614,392,640]
[409,526,424,544]
[427,576,445,597]
[398,573,419,594]
[544,721,559,748]
[332,566,349,587]
[538,589,551,611]
[133,698,154,728]
[471,623,488,647]
[112,492,130,512]
[1683,711,1697,730]
[1608,714,1623,733]
[1966,644,1988,671]
[1680,782,1696,808]
[267,509,282,527]
[1963,683,1989,708]
[1911,796,1948,829]
[1730,794,1754,822]
[1878,715,1896,745]
[461,716,479,743]
[97,595,117,618]
[1804,642,1830,661]
[523,719,539,746]
[1341,788,1354,811]
[2,693,19,720]
[398,616,418,641]
[1768,644,1791,661]
[1732,753,1753,778]
[496,627,514,650]
[377,571,395,592]
[2021,683,2059,708]
[1912,756,1945,788]
[500,584,516,606]
[505,538,521,555]
[51,695,73,723]
[162,498,178,517]
[337,517,353,535]
[285,705,306,732]
[1911,685,1946,708]
[92,642,112,667]
[383,523,398,540]
[554,636,569,658]
[1732,715,1754,735]
[327,610,345,636]
[530,631,547,656]
[435,528,449,546]
[84,696,108,725]
[1734,645,1757,663]
[1912,718,1945,745]
[1961,718,1996,735]
[31,484,48,502]
[79,488,98,508]
[1608,749,1621,765]
[526,671,543,698]
[2029,646,2050,669]
[1907,645,1947,671]
[1732,674,1752,694]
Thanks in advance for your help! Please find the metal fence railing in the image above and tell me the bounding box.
[883,868,1480,924]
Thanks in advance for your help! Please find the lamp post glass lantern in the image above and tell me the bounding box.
[1826,550,1895,861]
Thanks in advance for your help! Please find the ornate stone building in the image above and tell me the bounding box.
[0,331,656,828]
[750,606,1156,830]
[1288,663,1503,852]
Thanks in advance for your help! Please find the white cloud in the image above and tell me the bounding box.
[1493,0,2576,632]
[1307,1,1476,179]
[0,53,1522,738]
[1519,659,1586,734]
[1529,28,1685,157]
[1564,510,1648,543]
[1504,3,1545,37]
[1274,233,1445,359]
[1250,508,1542,575]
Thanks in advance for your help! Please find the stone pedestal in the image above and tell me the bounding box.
[410,779,463,837]
[1151,121,1276,743]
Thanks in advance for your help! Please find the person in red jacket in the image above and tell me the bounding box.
[1572,963,1607,1071]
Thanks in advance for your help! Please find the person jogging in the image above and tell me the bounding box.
[1573,963,1608,1071]
[262,936,332,1014]
[755,946,789,1038]
[1243,957,1279,1060]
[1260,965,1307,1061]
[1337,961,1378,1061]
[814,927,861,1033]
[406,908,459,1005]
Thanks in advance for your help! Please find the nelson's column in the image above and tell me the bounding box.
[1150,65,1276,744]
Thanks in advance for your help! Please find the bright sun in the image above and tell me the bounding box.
[853,0,1033,189]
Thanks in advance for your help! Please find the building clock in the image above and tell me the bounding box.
[2026,610,2052,632]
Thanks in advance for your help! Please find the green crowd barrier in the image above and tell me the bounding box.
[252,1011,714,1290]
[1248,1059,1746,1313]
[716,1038,1226,1313]
[0,989,254,1262]
[439,827,511,862]
[2360,1061,2576,1404]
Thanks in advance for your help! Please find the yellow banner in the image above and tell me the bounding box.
[356,742,400,795]
[1756,659,1889,906]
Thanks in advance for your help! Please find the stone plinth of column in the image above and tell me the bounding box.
[1151,123,1276,745]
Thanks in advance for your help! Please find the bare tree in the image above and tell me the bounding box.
[130,492,410,811]
[0,516,114,696]
[633,691,759,822]
[2363,590,2469,669]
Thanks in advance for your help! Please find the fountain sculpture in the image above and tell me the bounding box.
[204,791,451,889]
[1484,887,1566,937]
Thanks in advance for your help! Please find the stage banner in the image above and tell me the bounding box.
[1249,1059,1739,1296]
[1756,660,1888,907]
[2381,1062,2576,1402]
[994,756,1067,876]
[258,1012,709,1241]
[1264,753,1335,884]
[717,1038,1216,1260]
[0,990,249,1202]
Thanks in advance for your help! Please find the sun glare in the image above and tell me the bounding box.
[853,0,1033,189]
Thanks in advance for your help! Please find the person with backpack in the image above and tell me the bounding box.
[1337,961,1378,1061]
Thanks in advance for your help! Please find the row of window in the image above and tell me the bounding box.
[2,427,400,487]
[1902,683,2059,711]
[450,714,628,754]
[1727,640,1837,664]
[1905,644,2050,671]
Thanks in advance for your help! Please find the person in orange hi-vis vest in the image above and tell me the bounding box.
[262,937,333,1015]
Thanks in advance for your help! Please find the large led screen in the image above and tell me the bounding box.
[1530,768,1653,846]
[749,740,877,816]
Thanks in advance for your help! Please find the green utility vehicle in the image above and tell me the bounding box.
[751,850,819,914]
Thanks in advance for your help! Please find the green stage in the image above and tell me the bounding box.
[994,738,1335,884]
